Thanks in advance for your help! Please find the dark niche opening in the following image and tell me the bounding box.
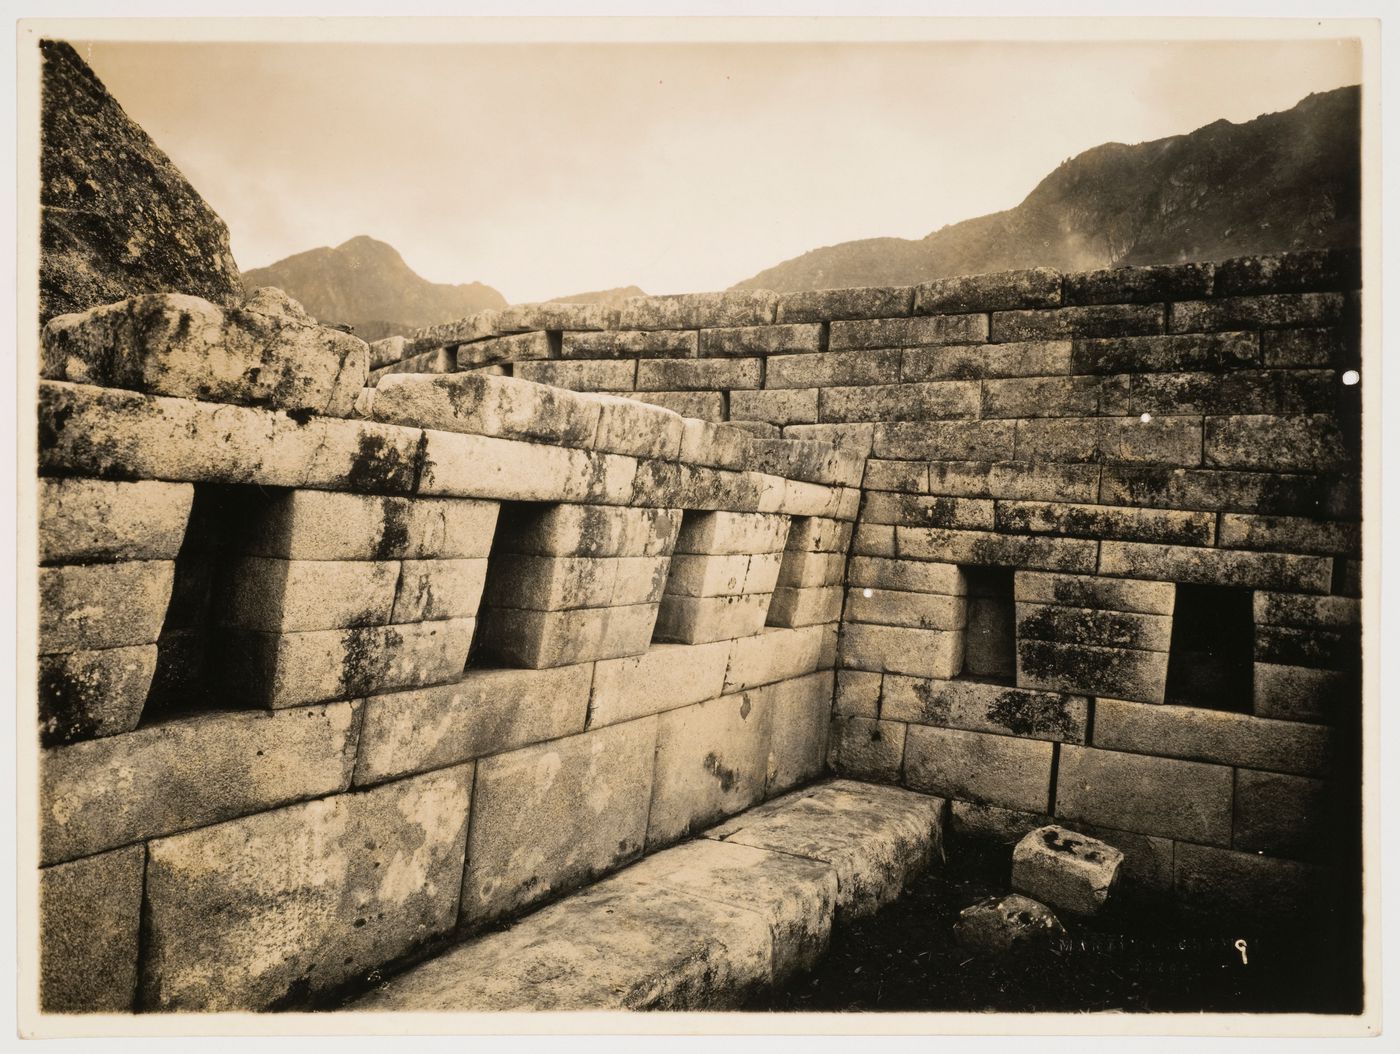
[1164,583,1255,713]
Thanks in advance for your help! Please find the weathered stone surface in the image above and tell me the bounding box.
[1017,639,1168,704]
[39,843,145,1012]
[1261,327,1356,368]
[844,586,966,630]
[848,555,964,594]
[39,644,156,746]
[417,429,637,504]
[1099,463,1357,519]
[915,268,1062,314]
[648,692,774,846]
[832,670,881,718]
[1055,745,1232,846]
[367,334,408,368]
[765,671,834,794]
[776,546,847,587]
[827,715,906,782]
[222,556,398,631]
[247,491,498,561]
[1125,368,1335,416]
[455,330,553,368]
[478,604,655,668]
[903,340,1073,381]
[861,492,995,530]
[498,300,610,333]
[699,323,822,356]
[617,837,836,978]
[874,420,1016,461]
[1070,331,1258,374]
[840,623,962,679]
[829,314,990,350]
[724,625,827,694]
[618,290,778,331]
[1221,513,1359,556]
[775,286,915,323]
[41,702,358,865]
[1172,842,1324,925]
[904,725,1054,813]
[461,718,656,926]
[881,676,1087,744]
[485,554,666,611]
[371,345,455,380]
[509,503,681,558]
[586,393,685,459]
[354,867,772,1011]
[588,641,732,728]
[1204,413,1348,473]
[997,500,1214,546]
[561,328,697,359]
[43,292,369,417]
[990,303,1165,342]
[514,358,638,392]
[1064,262,1214,305]
[354,664,592,785]
[1233,769,1331,860]
[39,560,175,653]
[708,780,947,918]
[1016,602,1173,652]
[1253,662,1349,723]
[897,527,1098,574]
[630,390,725,419]
[635,356,760,391]
[1168,292,1346,333]
[818,379,980,424]
[228,618,472,708]
[142,764,473,1011]
[766,584,843,627]
[767,348,902,390]
[1013,414,1202,465]
[1092,698,1332,778]
[1011,825,1123,916]
[410,311,501,351]
[1014,570,1175,615]
[674,510,790,555]
[39,41,243,324]
[1212,249,1359,297]
[391,558,489,623]
[1099,540,1332,594]
[730,387,820,426]
[954,894,1066,956]
[39,478,193,564]
[372,372,600,446]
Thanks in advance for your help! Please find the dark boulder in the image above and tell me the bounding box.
[39,40,243,325]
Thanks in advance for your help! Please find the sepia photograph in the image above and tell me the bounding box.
[11,5,1387,1041]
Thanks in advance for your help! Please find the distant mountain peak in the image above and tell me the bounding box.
[731,85,1359,292]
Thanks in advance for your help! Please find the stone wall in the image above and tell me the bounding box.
[398,247,1363,931]
[35,291,863,1012]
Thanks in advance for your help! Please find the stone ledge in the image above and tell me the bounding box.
[346,779,946,1012]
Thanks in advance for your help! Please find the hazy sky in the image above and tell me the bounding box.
[74,36,1360,304]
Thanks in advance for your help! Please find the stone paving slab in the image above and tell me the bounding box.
[347,778,946,1012]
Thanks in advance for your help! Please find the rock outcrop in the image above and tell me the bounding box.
[39,40,243,325]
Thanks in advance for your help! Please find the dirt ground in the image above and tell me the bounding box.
[744,838,1363,1015]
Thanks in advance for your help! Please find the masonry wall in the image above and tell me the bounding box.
[35,292,864,1012]
[397,247,1363,931]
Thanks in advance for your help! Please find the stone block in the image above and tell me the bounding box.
[372,372,600,446]
[729,387,819,426]
[39,478,193,564]
[1055,744,1232,846]
[864,458,928,493]
[724,625,826,693]
[1000,498,1214,546]
[1064,262,1215,305]
[417,429,636,505]
[1092,698,1332,778]
[247,491,499,561]
[353,866,772,1011]
[931,461,1101,504]
[461,719,656,927]
[370,345,455,379]
[1261,327,1356,368]
[1017,639,1168,704]
[648,693,773,846]
[765,348,901,389]
[509,504,681,558]
[39,844,145,1012]
[896,527,1098,573]
[42,293,368,416]
[873,420,1016,461]
[699,323,822,356]
[485,554,664,611]
[1172,842,1325,926]
[615,837,836,979]
[513,358,636,392]
[904,724,1053,813]
[860,493,995,530]
[819,379,983,425]
[766,584,843,627]
[653,592,771,645]
[844,587,966,631]
[40,702,359,865]
[829,314,990,350]
[38,644,156,747]
[954,894,1066,956]
[949,800,1052,846]
[1125,369,1335,416]
[1204,414,1349,473]
[1010,825,1123,916]
[561,329,698,359]
[478,604,655,668]
[142,764,473,1011]
[707,779,947,919]
[229,618,472,708]
[674,510,790,555]
[1212,249,1359,296]
[1220,513,1359,556]
[839,623,962,679]
[784,422,876,456]
[367,335,408,368]
[586,393,685,460]
[1167,292,1346,333]
[848,555,964,594]
[990,303,1165,342]
[1099,540,1332,594]
[831,669,880,717]
[411,311,500,351]
[221,556,398,631]
[664,552,758,597]
[497,300,610,333]
[981,375,1102,419]
[39,561,175,653]
[635,357,760,391]
[903,340,1072,381]
[1070,331,1258,374]
[391,558,490,622]
[618,290,778,331]
[775,285,915,323]
[776,548,847,588]
[1014,570,1175,615]
[1255,625,1356,671]
[354,664,592,785]
[765,671,835,795]
[588,640,732,728]
[881,676,1087,744]
[1100,464,1358,519]
[851,523,897,557]
[453,332,552,367]
[630,390,725,419]
[1253,663,1350,723]
[914,268,1061,314]
[1015,602,1172,651]
[1233,769,1332,861]
[1013,414,1203,466]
